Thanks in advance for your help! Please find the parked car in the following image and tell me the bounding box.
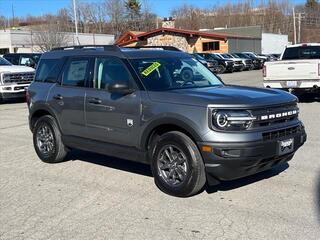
[212,53,244,72]
[3,53,42,69]
[263,43,320,93]
[221,53,253,71]
[197,53,234,74]
[28,45,306,197]
[258,54,278,62]
[192,53,219,73]
[243,52,268,62]
[0,57,35,102]
[233,53,263,69]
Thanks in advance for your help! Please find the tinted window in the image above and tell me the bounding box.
[0,57,12,66]
[35,59,62,82]
[62,59,89,87]
[282,46,320,60]
[93,57,131,90]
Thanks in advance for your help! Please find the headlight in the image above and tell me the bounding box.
[211,110,256,131]
[207,62,214,67]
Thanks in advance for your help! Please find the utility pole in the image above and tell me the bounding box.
[293,7,296,44]
[72,0,80,45]
[11,4,15,27]
[298,12,301,43]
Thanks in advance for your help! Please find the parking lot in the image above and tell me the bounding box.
[0,70,319,240]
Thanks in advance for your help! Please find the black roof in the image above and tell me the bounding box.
[42,45,191,60]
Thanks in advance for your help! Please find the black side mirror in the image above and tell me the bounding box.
[107,82,135,95]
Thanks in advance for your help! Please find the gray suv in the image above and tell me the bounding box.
[27,45,307,197]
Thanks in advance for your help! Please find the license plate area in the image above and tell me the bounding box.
[278,138,294,155]
[286,81,297,88]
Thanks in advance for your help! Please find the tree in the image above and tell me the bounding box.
[105,0,126,38]
[125,0,142,30]
[305,0,319,9]
[32,23,70,52]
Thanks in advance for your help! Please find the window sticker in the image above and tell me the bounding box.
[141,62,161,76]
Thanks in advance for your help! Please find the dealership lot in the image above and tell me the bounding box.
[0,70,319,240]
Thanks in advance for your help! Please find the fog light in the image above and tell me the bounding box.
[3,87,12,91]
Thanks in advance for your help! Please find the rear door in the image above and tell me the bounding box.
[47,57,93,138]
[85,56,141,147]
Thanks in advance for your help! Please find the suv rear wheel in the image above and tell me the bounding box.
[33,115,68,163]
[150,131,206,197]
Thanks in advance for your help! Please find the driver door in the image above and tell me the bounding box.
[85,56,141,147]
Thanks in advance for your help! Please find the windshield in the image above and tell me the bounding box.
[282,46,320,60]
[222,54,231,59]
[0,57,12,66]
[130,57,223,91]
[193,54,206,61]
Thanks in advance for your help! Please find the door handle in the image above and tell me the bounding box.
[88,98,102,105]
[53,94,63,100]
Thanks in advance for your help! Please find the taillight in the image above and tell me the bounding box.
[263,65,266,77]
[318,63,320,76]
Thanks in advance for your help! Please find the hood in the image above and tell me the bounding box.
[0,65,35,73]
[147,85,297,108]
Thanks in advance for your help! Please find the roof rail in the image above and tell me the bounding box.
[51,45,121,52]
[125,46,182,52]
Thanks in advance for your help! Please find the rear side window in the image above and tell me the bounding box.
[62,59,89,87]
[282,46,320,60]
[35,59,62,82]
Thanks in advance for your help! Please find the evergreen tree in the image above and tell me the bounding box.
[305,0,319,9]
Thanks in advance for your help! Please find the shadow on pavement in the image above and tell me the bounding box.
[0,98,26,104]
[68,149,153,177]
[205,163,289,194]
[295,92,320,103]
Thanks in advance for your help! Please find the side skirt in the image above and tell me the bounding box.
[62,135,149,164]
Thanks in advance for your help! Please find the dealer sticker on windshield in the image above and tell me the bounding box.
[141,62,161,76]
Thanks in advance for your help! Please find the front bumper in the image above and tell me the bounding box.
[198,125,307,185]
[0,84,29,100]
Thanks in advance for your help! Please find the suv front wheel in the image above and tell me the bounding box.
[151,131,206,197]
[33,115,68,163]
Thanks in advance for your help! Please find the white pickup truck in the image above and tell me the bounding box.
[263,43,320,93]
[0,57,35,102]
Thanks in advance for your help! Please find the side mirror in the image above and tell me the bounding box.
[107,82,135,95]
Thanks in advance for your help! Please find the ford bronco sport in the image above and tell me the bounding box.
[28,45,307,197]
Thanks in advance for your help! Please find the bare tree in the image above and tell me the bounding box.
[32,24,70,52]
[105,0,126,37]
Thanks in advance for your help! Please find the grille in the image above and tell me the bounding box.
[262,125,303,141]
[251,103,299,128]
[245,60,252,64]
[2,72,34,84]
[235,61,242,64]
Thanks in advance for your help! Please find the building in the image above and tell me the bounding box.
[0,30,115,54]
[201,26,288,54]
[116,19,261,54]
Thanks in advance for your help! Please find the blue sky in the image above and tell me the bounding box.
[0,0,306,18]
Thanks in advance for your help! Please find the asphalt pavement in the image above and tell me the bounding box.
[0,70,319,240]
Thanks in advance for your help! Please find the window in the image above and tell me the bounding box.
[282,46,320,60]
[34,59,62,82]
[130,57,223,91]
[202,42,220,51]
[63,59,89,87]
[93,57,131,90]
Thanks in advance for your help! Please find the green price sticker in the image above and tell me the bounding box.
[141,62,161,77]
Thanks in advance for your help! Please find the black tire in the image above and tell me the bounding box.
[33,115,68,163]
[216,64,226,74]
[150,131,206,197]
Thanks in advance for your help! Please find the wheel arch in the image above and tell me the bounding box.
[140,117,202,152]
[29,105,61,132]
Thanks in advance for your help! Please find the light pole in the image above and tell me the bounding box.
[73,0,80,45]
